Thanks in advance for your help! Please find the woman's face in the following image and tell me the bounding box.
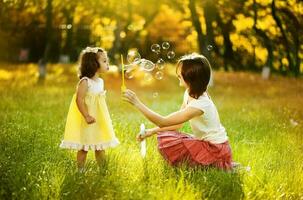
[177,65,188,88]
[97,52,109,72]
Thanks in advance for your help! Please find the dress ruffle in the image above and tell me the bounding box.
[60,138,120,151]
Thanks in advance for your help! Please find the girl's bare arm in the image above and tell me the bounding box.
[76,80,95,124]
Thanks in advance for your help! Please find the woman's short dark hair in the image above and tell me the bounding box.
[78,47,105,79]
[177,53,211,99]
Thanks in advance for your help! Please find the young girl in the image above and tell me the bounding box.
[60,47,119,170]
[123,53,232,170]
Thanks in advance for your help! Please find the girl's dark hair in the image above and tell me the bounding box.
[177,53,211,99]
[78,47,105,79]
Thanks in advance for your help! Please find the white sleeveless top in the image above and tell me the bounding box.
[184,90,228,144]
[79,77,104,94]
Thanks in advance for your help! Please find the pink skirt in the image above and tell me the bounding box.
[157,131,233,170]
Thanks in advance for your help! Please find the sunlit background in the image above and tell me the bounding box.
[0,0,302,75]
[0,0,303,199]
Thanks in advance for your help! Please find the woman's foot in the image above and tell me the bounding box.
[231,162,251,172]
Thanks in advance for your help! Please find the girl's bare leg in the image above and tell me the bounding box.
[95,150,105,166]
[77,150,88,170]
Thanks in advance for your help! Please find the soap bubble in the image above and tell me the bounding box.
[167,51,175,59]
[125,69,135,79]
[151,44,161,54]
[127,50,141,63]
[144,73,153,82]
[139,59,155,72]
[155,71,164,80]
[162,42,170,50]
[124,59,141,71]
[207,45,213,51]
[152,92,158,98]
[124,63,137,72]
[156,58,165,70]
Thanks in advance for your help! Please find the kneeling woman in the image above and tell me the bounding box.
[123,53,233,170]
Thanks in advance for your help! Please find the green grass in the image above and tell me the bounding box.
[0,64,302,199]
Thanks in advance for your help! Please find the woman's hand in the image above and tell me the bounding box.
[85,115,96,124]
[136,128,157,142]
[122,89,141,107]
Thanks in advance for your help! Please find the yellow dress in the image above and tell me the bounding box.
[60,77,119,151]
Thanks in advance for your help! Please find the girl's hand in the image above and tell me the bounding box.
[136,128,157,142]
[122,89,141,107]
[85,115,96,124]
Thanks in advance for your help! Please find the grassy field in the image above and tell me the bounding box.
[0,63,302,200]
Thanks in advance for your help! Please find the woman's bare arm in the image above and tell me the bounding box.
[146,100,187,133]
[123,89,202,128]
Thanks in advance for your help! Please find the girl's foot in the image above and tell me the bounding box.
[78,167,85,174]
[95,150,105,167]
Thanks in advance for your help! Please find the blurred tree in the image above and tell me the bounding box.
[60,1,78,60]
[0,0,302,76]
[188,0,206,55]
[215,0,247,71]
[42,0,53,63]
[144,4,193,61]
[252,0,274,71]
[271,0,302,76]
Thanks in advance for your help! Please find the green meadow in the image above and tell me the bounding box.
[0,64,302,200]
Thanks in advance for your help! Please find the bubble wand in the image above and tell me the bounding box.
[121,54,127,92]
[139,123,146,158]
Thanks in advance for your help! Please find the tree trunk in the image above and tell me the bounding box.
[63,9,74,59]
[39,0,53,80]
[280,8,301,76]
[188,0,206,55]
[108,20,122,61]
[42,0,53,63]
[203,0,216,59]
[271,0,294,74]
[216,13,235,71]
[253,0,274,71]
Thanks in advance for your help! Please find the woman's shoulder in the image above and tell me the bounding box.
[188,92,213,109]
[198,92,210,100]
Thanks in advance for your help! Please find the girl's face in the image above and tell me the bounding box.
[177,66,188,88]
[97,52,109,73]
